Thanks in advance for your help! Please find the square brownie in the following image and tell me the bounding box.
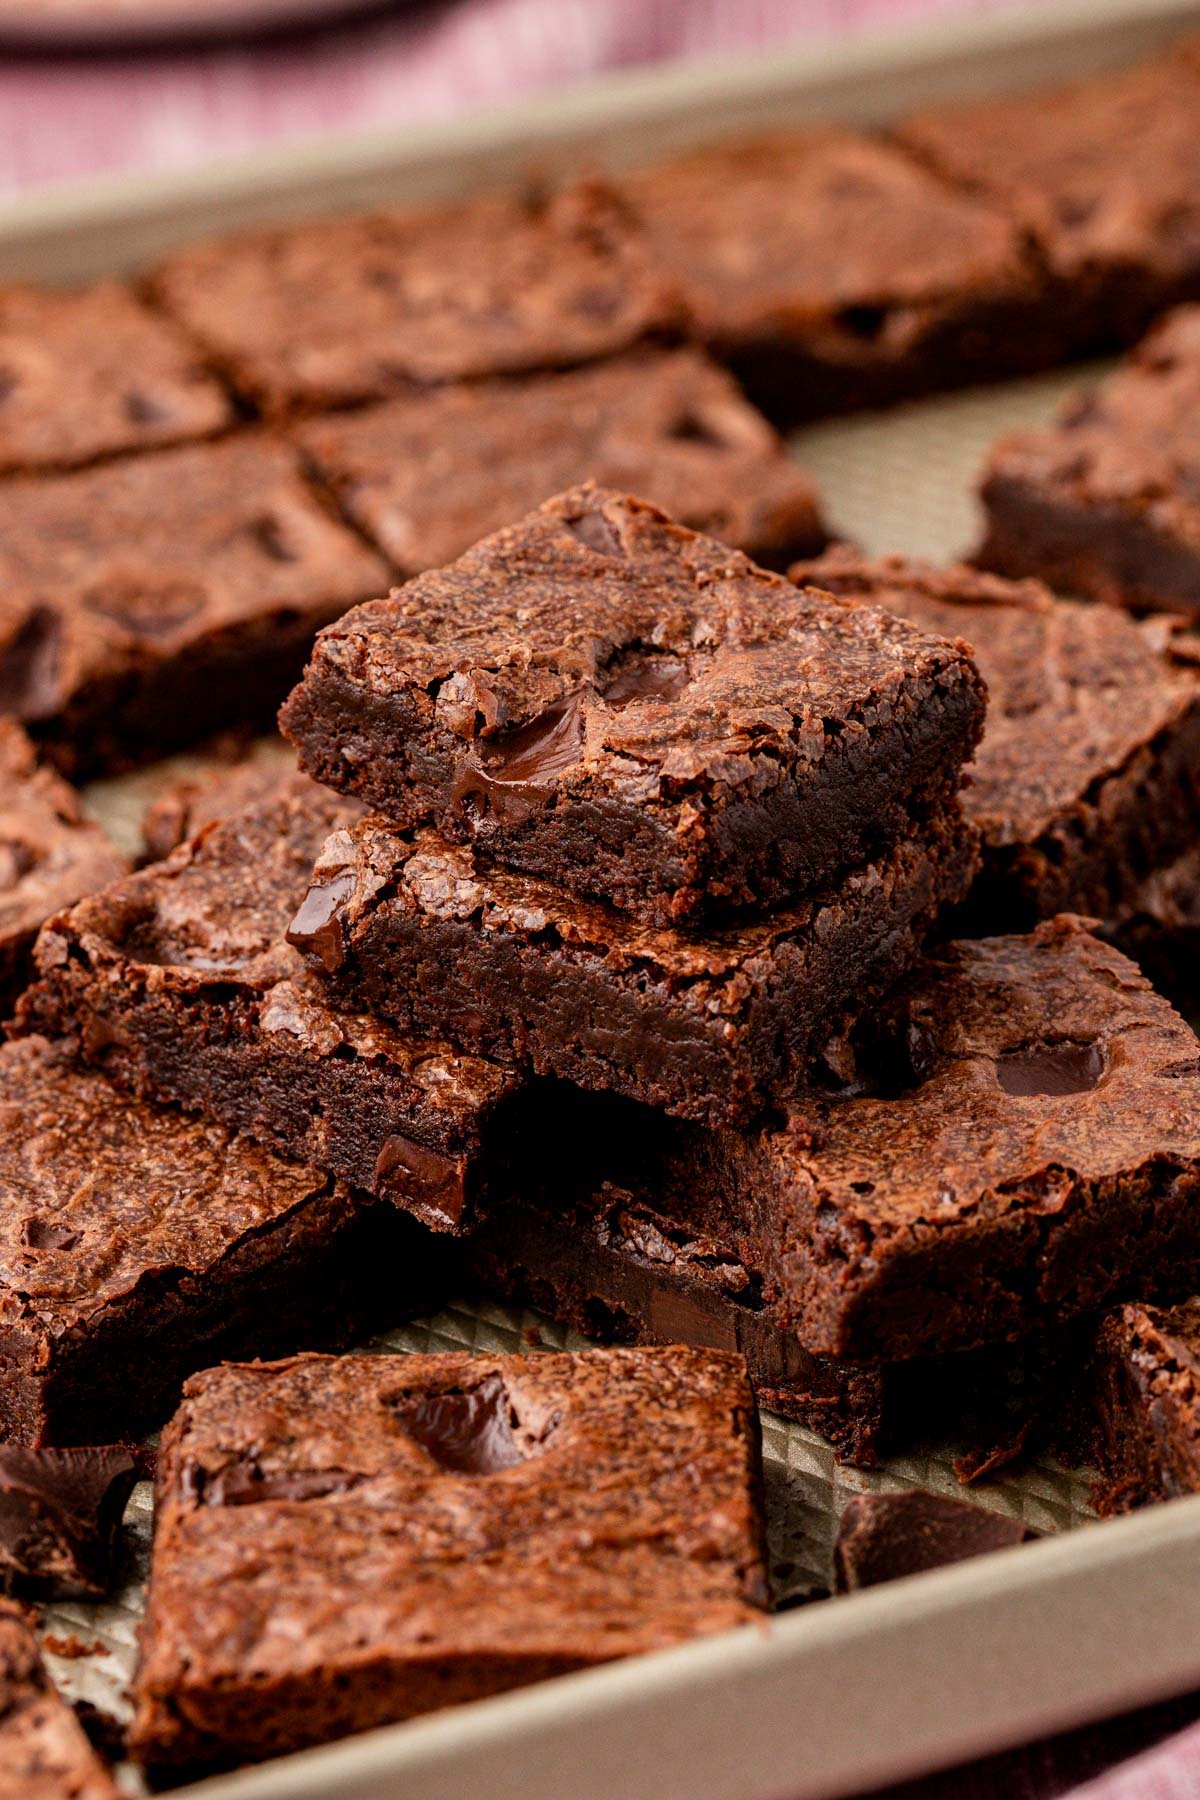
[0,1598,118,1799]
[624,919,1200,1362]
[0,719,126,1010]
[1089,1298,1200,1514]
[897,46,1200,351]
[295,349,827,575]
[150,183,679,416]
[620,128,1048,422]
[281,485,984,927]
[977,307,1200,618]
[285,803,976,1127]
[0,280,232,474]
[791,550,1200,927]
[0,1034,443,1445]
[129,1347,767,1772]
[22,774,526,1234]
[0,433,388,777]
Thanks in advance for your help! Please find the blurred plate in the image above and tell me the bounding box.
[0,0,390,46]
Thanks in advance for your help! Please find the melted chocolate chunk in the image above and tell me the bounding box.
[566,510,625,556]
[286,870,355,973]
[182,1456,364,1507]
[452,694,586,826]
[374,1135,467,1228]
[20,1217,82,1252]
[0,607,63,721]
[392,1372,531,1475]
[834,1489,1034,1593]
[996,1041,1105,1097]
[0,1444,138,1597]
[602,655,692,708]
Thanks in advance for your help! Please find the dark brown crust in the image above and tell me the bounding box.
[129,1348,767,1772]
[1089,1299,1200,1515]
[0,1598,118,1798]
[285,804,978,1128]
[792,549,1200,927]
[281,485,985,928]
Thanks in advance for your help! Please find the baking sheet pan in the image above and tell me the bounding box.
[12,1,1200,1793]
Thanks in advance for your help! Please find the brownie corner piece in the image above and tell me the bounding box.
[129,1346,766,1772]
[0,1597,119,1798]
[977,305,1200,618]
[1088,1298,1200,1515]
[281,482,984,927]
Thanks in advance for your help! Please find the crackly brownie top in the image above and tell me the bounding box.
[0,1599,117,1800]
[139,741,296,863]
[898,47,1200,282]
[793,549,1200,850]
[622,128,1030,341]
[0,280,232,474]
[138,1347,765,1678]
[39,773,513,1114]
[0,434,387,723]
[0,720,126,947]
[296,349,824,574]
[772,918,1200,1243]
[151,183,679,414]
[289,485,982,807]
[0,1035,344,1332]
[983,307,1200,547]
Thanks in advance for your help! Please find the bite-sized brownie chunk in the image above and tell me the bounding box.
[0,720,126,1009]
[23,774,525,1235]
[0,1445,138,1598]
[792,549,1200,927]
[151,183,679,416]
[0,1599,118,1800]
[129,1348,767,1773]
[281,486,984,927]
[0,281,232,475]
[0,1034,441,1446]
[620,128,1047,422]
[623,919,1200,1362]
[285,803,976,1128]
[138,739,295,863]
[833,1491,1034,1594]
[977,307,1200,618]
[1089,1299,1200,1515]
[0,433,388,777]
[897,47,1200,351]
[1109,845,1200,1024]
[296,350,827,574]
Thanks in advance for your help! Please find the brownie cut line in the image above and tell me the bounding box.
[129,1348,767,1773]
[281,484,985,928]
[22,773,526,1235]
[792,549,1200,928]
[977,306,1200,619]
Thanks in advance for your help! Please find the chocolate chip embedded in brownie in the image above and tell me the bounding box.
[285,802,976,1128]
[0,1599,119,1799]
[1089,1299,1200,1514]
[897,46,1200,352]
[128,1347,767,1773]
[150,182,680,416]
[281,485,984,928]
[0,720,126,1010]
[620,128,1048,422]
[0,1035,443,1446]
[977,307,1200,618]
[0,433,388,777]
[791,549,1200,927]
[295,349,827,574]
[833,1491,1034,1593]
[0,281,233,474]
[0,1445,139,1599]
[22,774,524,1235]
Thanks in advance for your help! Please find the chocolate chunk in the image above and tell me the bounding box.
[834,1490,1034,1593]
[996,1042,1105,1097]
[0,1444,138,1597]
[286,868,354,973]
[392,1373,531,1475]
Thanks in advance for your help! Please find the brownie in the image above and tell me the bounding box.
[296,349,827,575]
[0,1445,138,1598]
[0,280,232,475]
[977,307,1200,618]
[0,1599,118,1800]
[897,46,1200,352]
[129,1347,767,1772]
[1089,1299,1200,1515]
[0,720,126,1009]
[285,802,976,1127]
[281,485,985,927]
[23,775,526,1235]
[138,741,296,863]
[833,1491,1033,1593]
[535,919,1200,1361]
[0,1034,443,1445]
[791,549,1200,927]
[150,183,679,416]
[1109,845,1200,1024]
[620,128,1049,422]
[0,433,388,777]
